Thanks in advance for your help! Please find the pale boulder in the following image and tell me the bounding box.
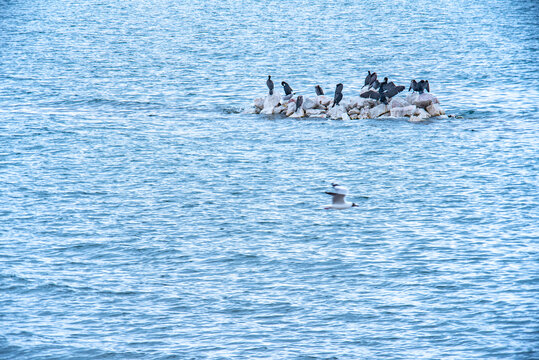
[254,97,264,110]
[327,104,346,120]
[289,108,305,118]
[426,103,445,117]
[369,104,390,118]
[302,97,317,110]
[409,108,431,122]
[261,93,281,114]
[412,93,439,109]
[348,108,361,115]
[305,109,325,117]
[316,95,332,107]
[389,97,409,109]
[390,105,416,117]
[285,100,296,116]
[273,105,285,114]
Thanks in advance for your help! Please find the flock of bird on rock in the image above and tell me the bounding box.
[252,71,446,122]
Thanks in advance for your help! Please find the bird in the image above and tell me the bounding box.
[378,85,388,104]
[409,79,419,93]
[418,80,430,93]
[324,183,358,210]
[281,81,293,96]
[379,77,389,92]
[360,89,380,100]
[315,85,324,96]
[266,75,274,95]
[295,95,303,112]
[383,82,405,100]
[364,71,372,87]
[410,79,430,94]
[369,79,380,90]
[332,83,343,107]
[368,72,378,88]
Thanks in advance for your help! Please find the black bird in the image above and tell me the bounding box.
[410,80,430,94]
[409,79,419,93]
[360,90,380,100]
[266,75,274,95]
[314,85,324,96]
[364,71,372,87]
[295,95,303,112]
[383,82,405,99]
[379,77,389,93]
[378,85,388,104]
[281,81,293,96]
[418,80,430,94]
[332,83,343,107]
[370,79,380,90]
[368,72,378,88]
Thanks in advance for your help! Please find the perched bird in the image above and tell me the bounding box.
[364,71,372,87]
[409,79,419,93]
[295,95,303,112]
[384,82,405,99]
[332,83,343,107]
[368,72,378,88]
[379,77,389,92]
[324,183,358,210]
[281,81,293,96]
[418,80,430,93]
[266,75,274,95]
[378,85,388,104]
[315,85,324,96]
[360,89,380,100]
[410,79,430,94]
[370,79,380,90]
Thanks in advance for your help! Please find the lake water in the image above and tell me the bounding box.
[1,0,538,359]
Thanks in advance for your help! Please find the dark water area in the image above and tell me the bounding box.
[0,0,538,359]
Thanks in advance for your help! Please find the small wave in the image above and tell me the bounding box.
[222,106,243,114]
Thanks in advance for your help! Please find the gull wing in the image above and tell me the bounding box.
[325,192,346,204]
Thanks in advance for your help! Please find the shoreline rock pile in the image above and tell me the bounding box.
[252,91,446,122]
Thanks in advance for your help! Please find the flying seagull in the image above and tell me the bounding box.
[324,183,358,210]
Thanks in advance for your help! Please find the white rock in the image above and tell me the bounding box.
[359,107,370,119]
[348,108,361,115]
[369,104,390,118]
[389,97,409,109]
[361,98,377,109]
[306,109,325,116]
[289,108,305,118]
[412,93,439,108]
[346,96,360,109]
[350,113,359,120]
[426,103,445,117]
[409,108,431,122]
[347,96,374,110]
[327,104,346,120]
[273,105,285,114]
[405,93,419,105]
[341,112,350,121]
[285,100,296,116]
[254,97,264,110]
[390,105,416,118]
[316,95,332,107]
[261,93,281,114]
[302,97,317,110]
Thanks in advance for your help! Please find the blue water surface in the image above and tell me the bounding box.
[0,0,538,359]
